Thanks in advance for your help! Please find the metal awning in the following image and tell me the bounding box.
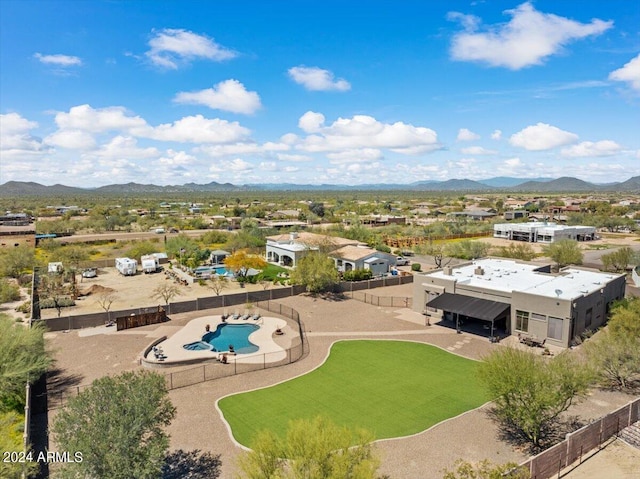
[426,293,510,322]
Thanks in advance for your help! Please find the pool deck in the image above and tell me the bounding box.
[142,314,287,367]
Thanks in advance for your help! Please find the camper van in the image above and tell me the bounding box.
[140,255,160,274]
[115,257,137,276]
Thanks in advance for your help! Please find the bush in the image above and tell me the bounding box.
[375,244,391,253]
[411,263,422,272]
[0,279,21,304]
[39,297,75,309]
[343,269,373,281]
[16,302,30,314]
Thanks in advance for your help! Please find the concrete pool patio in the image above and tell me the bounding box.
[142,315,288,366]
[42,283,638,479]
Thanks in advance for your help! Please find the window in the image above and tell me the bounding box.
[515,310,529,332]
[531,312,546,322]
[548,316,563,340]
[585,308,592,328]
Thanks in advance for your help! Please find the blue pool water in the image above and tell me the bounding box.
[193,323,259,354]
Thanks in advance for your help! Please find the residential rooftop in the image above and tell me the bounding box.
[421,258,622,301]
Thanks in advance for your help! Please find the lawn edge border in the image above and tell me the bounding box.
[215,337,493,451]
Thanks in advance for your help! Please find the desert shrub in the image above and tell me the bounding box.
[411,263,422,272]
[343,269,373,281]
[39,297,75,309]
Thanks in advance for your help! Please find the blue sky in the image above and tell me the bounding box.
[1,0,639,187]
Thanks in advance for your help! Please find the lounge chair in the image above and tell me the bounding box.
[241,313,250,320]
[232,312,240,320]
[252,313,261,321]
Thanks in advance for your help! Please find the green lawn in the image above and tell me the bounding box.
[218,340,490,447]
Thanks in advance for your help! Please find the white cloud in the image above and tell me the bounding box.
[173,79,261,114]
[561,140,622,158]
[608,54,640,91]
[294,114,440,155]
[146,29,236,69]
[209,158,253,173]
[158,150,197,166]
[197,141,288,158]
[298,111,325,133]
[457,128,480,141]
[509,122,578,151]
[55,104,147,133]
[143,115,250,144]
[326,148,383,165]
[1,112,38,135]
[34,53,82,66]
[45,130,96,150]
[460,146,497,155]
[0,113,45,153]
[449,2,613,70]
[491,129,502,140]
[277,153,313,162]
[504,157,523,168]
[91,136,160,159]
[288,66,351,91]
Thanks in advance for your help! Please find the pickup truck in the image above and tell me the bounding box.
[395,256,410,266]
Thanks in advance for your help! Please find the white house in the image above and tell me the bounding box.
[493,222,596,243]
[329,245,397,276]
[414,258,625,348]
[265,232,361,267]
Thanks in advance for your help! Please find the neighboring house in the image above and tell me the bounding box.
[503,210,529,221]
[448,210,497,221]
[329,245,397,276]
[413,258,626,348]
[265,232,361,267]
[493,222,596,243]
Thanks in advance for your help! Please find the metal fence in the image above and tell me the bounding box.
[521,397,640,479]
[43,298,307,409]
[345,291,413,308]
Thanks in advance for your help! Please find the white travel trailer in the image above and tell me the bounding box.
[115,257,137,276]
[140,255,160,274]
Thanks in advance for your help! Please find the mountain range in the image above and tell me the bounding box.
[1,176,639,196]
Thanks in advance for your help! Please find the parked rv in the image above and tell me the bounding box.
[115,257,137,276]
[141,255,160,274]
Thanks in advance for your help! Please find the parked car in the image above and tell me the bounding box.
[82,268,97,278]
[395,256,410,266]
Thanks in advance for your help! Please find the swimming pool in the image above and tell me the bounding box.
[186,323,260,354]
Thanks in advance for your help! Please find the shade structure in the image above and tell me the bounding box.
[426,293,510,322]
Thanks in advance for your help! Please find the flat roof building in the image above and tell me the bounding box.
[493,222,596,243]
[413,258,625,348]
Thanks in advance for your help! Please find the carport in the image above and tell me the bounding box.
[426,293,510,339]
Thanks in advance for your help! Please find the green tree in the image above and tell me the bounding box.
[542,239,583,269]
[585,297,640,390]
[52,370,176,479]
[496,243,536,261]
[290,252,340,294]
[584,330,640,390]
[0,314,51,412]
[1,411,39,478]
[600,246,636,273]
[478,348,592,447]
[445,240,492,260]
[0,245,35,278]
[442,459,530,479]
[237,416,381,479]
[126,240,162,261]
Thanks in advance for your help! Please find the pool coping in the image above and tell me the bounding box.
[141,314,288,367]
